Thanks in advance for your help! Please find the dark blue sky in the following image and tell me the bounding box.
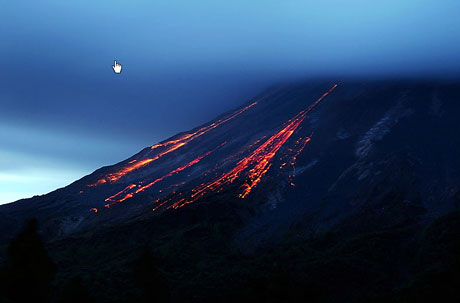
[1,0,460,203]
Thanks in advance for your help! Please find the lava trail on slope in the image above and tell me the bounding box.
[158,84,338,210]
[90,84,337,213]
[103,142,227,208]
[89,102,257,186]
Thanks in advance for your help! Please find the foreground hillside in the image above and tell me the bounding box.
[1,206,459,302]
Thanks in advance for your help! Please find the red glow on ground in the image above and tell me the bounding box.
[87,179,106,187]
[288,136,312,185]
[102,142,226,208]
[88,102,256,186]
[104,184,137,202]
[166,84,337,209]
[91,85,337,213]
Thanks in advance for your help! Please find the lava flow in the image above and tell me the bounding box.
[88,102,256,186]
[103,142,226,208]
[164,84,338,210]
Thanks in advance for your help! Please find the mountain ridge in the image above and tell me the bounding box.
[1,81,459,248]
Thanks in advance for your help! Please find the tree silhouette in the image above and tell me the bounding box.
[4,219,56,303]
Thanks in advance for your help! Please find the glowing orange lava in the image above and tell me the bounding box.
[167,84,338,209]
[102,142,226,207]
[91,84,337,214]
[88,102,256,186]
[287,135,312,186]
[87,179,106,187]
[134,144,224,194]
[105,184,137,202]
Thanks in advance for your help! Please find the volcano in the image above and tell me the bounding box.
[1,81,460,243]
[2,80,460,302]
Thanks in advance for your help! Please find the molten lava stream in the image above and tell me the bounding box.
[102,142,226,208]
[289,136,312,184]
[166,84,338,210]
[88,102,256,186]
[277,134,313,186]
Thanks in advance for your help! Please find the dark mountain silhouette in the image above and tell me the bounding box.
[1,80,460,302]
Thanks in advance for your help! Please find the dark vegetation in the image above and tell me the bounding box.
[0,207,459,303]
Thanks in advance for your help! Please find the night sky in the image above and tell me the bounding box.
[1,0,460,204]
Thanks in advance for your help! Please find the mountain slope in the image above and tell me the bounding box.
[1,81,460,246]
